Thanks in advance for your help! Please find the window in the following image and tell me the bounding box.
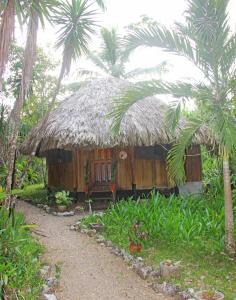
[135,145,170,160]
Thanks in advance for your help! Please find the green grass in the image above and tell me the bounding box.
[0,183,47,204]
[81,193,236,299]
[0,207,44,299]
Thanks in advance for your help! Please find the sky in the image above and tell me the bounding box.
[15,0,236,88]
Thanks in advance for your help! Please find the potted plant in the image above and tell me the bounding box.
[55,191,72,212]
[195,290,224,300]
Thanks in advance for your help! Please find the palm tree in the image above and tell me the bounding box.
[111,0,236,254]
[5,1,57,195]
[0,0,15,91]
[51,0,105,101]
[20,0,103,187]
[75,27,168,81]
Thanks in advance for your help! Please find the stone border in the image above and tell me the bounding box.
[37,204,75,217]
[40,264,60,300]
[70,221,197,300]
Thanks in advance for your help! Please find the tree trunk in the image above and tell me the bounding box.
[5,12,38,195]
[0,0,15,91]
[223,158,235,254]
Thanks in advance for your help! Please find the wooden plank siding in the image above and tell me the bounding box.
[185,145,202,182]
[46,145,202,192]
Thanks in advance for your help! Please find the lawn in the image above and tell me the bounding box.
[81,193,236,299]
[0,183,47,204]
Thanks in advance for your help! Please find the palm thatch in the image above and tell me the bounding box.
[21,77,208,155]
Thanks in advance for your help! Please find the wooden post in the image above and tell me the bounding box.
[130,147,137,199]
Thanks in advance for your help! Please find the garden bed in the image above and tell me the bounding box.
[78,193,236,300]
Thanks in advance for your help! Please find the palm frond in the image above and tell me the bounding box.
[125,23,196,65]
[100,27,121,66]
[167,116,205,184]
[210,105,236,156]
[110,80,199,134]
[124,61,168,79]
[88,51,109,73]
[95,0,106,11]
[54,0,98,75]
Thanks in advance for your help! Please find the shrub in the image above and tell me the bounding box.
[0,208,43,299]
[82,192,230,253]
[55,191,72,207]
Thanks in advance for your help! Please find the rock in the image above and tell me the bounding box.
[123,253,134,264]
[96,235,105,243]
[80,229,89,234]
[40,265,50,277]
[45,206,52,213]
[122,249,129,257]
[43,294,57,300]
[52,212,58,216]
[152,282,180,296]
[149,269,161,279]
[70,225,76,231]
[110,247,121,256]
[160,260,181,279]
[136,256,143,262]
[177,288,195,300]
[131,262,144,272]
[37,204,44,208]
[42,284,51,294]
[57,211,75,217]
[89,223,103,232]
[136,266,153,280]
[46,277,58,287]
[86,229,96,236]
[104,240,113,247]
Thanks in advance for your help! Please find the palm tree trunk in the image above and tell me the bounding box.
[223,158,235,254]
[0,0,15,90]
[5,12,39,196]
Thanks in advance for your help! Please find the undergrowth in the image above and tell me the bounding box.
[81,192,236,299]
[0,207,43,299]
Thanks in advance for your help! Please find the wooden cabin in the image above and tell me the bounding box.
[22,77,204,202]
[45,145,201,199]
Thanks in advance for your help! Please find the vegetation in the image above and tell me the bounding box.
[111,0,236,254]
[55,190,72,207]
[73,27,167,83]
[81,193,236,299]
[0,207,43,299]
[0,184,47,204]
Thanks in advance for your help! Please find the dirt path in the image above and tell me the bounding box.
[16,201,169,300]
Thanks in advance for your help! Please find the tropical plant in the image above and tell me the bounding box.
[0,207,43,298]
[55,190,72,207]
[4,1,57,196]
[25,0,103,179]
[0,0,56,90]
[51,0,104,102]
[75,27,168,81]
[110,0,236,254]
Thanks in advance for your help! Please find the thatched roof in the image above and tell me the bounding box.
[21,77,207,155]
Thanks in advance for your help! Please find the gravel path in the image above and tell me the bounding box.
[16,201,169,300]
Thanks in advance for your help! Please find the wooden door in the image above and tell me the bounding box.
[91,149,112,191]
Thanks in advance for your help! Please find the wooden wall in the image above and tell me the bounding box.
[185,145,202,182]
[46,145,202,192]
